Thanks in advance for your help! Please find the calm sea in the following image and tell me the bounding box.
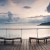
[0,24,50,39]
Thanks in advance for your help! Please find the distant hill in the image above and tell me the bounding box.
[40,22,50,25]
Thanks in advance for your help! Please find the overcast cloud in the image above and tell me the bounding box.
[12,0,36,5]
[47,3,50,13]
[0,0,8,6]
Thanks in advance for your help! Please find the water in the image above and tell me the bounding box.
[0,24,50,39]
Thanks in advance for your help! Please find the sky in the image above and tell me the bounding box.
[0,0,50,25]
[0,0,50,18]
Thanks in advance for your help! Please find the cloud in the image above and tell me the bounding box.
[44,15,50,22]
[23,6,31,9]
[0,12,50,25]
[28,15,50,24]
[47,3,50,13]
[12,0,36,5]
[28,19,43,24]
[0,12,23,24]
[0,0,8,6]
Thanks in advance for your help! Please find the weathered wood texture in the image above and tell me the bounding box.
[0,39,50,50]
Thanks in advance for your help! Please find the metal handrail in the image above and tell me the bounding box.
[0,28,50,30]
[0,28,50,38]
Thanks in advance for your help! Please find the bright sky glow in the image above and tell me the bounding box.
[0,0,50,18]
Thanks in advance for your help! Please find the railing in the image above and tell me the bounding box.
[0,28,50,39]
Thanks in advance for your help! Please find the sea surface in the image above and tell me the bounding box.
[0,24,50,39]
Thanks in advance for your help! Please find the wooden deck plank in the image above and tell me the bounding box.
[40,44,47,50]
[44,44,50,50]
[29,44,33,50]
[0,39,50,50]
[20,39,24,50]
[23,39,27,50]
[38,44,46,50]
[26,40,29,50]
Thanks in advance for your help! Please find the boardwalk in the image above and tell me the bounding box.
[0,39,50,50]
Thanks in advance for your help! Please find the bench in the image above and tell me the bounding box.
[0,37,22,44]
[29,36,50,44]
[29,37,46,44]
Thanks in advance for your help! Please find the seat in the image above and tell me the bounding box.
[29,37,46,44]
[0,37,22,45]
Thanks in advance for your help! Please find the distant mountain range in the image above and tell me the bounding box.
[40,22,50,25]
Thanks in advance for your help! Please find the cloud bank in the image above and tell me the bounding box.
[0,12,50,25]
[0,0,8,6]
[12,0,36,5]
[23,6,31,9]
[47,3,50,13]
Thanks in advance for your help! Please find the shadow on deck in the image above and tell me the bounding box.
[0,39,50,50]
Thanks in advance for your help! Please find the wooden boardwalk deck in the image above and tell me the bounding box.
[0,39,50,50]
